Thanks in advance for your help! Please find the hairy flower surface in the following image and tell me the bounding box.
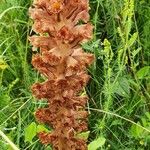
[29,0,94,149]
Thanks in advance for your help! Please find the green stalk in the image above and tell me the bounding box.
[0,130,20,150]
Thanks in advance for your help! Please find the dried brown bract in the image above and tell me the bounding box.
[29,0,94,149]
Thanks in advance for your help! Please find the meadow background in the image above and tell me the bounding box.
[0,0,150,149]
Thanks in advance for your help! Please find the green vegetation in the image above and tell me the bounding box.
[0,0,149,149]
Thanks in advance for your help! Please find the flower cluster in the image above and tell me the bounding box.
[29,0,94,149]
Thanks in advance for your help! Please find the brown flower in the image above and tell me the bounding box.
[29,0,94,149]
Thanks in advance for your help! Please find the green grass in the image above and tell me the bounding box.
[0,0,150,150]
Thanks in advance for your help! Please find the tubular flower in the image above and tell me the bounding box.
[29,0,94,149]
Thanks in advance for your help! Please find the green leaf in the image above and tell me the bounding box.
[88,137,106,150]
[0,94,10,109]
[141,118,147,127]
[110,120,122,127]
[132,47,141,58]
[130,122,144,138]
[128,32,138,47]
[136,66,150,79]
[114,77,130,97]
[37,125,49,133]
[145,112,150,120]
[76,131,90,140]
[25,122,37,143]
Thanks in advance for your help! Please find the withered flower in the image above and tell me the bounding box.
[29,0,94,149]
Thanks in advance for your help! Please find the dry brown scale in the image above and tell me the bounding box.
[29,0,94,149]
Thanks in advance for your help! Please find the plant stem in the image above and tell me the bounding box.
[0,130,20,150]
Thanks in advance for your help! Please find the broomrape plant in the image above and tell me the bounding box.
[29,0,94,150]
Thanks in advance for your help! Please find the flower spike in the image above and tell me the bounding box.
[29,0,94,149]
